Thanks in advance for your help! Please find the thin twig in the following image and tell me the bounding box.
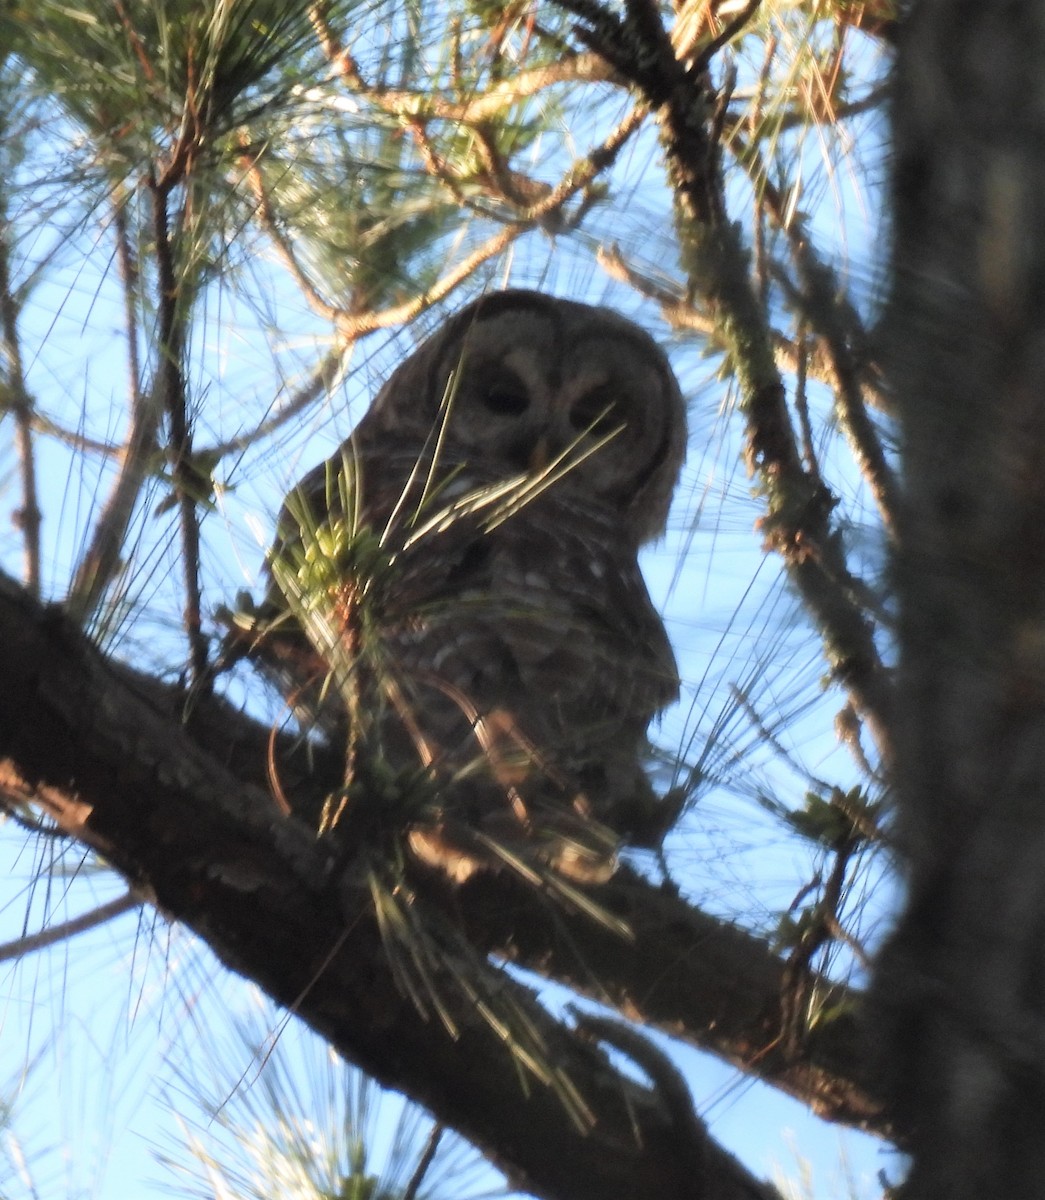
[202,339,354,460]
[239,143,343,324]
[333,223,525,339]
[113,193,144,428]
[67,194,166,625]
[596,243,837,389]
[719,82,888,142]
[692,0,762,72]
[309,3,616,122]
[513,102,647,224]
[729,130,898,526]
[781,830,867,1051]
[402,1123,444,1200]
[30,415,131,457]
[408,96,645,234]
[573,1013,708,1185]
[0,227,41,597]
[750,36,776,311]
[769,257,897,525]
[0,891,141,963]
[793,324,823,483]
[151,174,208,684]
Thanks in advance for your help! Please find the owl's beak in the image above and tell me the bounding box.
[528,432,551,473]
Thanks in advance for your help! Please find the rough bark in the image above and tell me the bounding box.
[0,570,883,1198]
[878,0,1045,1194]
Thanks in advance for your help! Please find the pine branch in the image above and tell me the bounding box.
[558,0,895,765]
[150,174,208,684]
[0,227,40,598]
[0,568,791,1200]
[0,569,887,1140]
[596,244,864,403]
[309,3,617,122]
[66,194,166,626]
[0,892,140,963]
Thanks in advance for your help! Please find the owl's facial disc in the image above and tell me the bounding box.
[445,320,654,487]
[391,292,687,540]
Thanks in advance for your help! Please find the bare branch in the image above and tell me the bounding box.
[239,144,344,324]
[309,3,617,122]
[597,243,841,392]
[333,223,525,339]
[773,255,897,528]
[150,175,208,684]
[28,414,122,457]
[0,892,140,963]
[0,225,41,597]
[727,131,899,529]
[66,196,166,626]
[402,1124,444,1200]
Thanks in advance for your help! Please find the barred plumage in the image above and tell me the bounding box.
[262,290,686,882]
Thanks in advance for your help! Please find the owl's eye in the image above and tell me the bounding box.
[470,367,530,416]
[483,386,530,416]
[569,386,623,437]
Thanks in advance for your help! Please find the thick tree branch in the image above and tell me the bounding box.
[0,571,886,1145]
[458,864,884,1133]
[0,569,794,1200]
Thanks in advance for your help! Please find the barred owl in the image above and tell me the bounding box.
[262,290,686,884]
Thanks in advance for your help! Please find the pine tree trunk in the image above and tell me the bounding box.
[882,0,1045,1193]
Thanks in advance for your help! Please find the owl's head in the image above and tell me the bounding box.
[363,290,687,543]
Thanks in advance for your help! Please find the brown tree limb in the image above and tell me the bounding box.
[559,0,895,768]
[0,569,789,1200]
[0,570,887,1144]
